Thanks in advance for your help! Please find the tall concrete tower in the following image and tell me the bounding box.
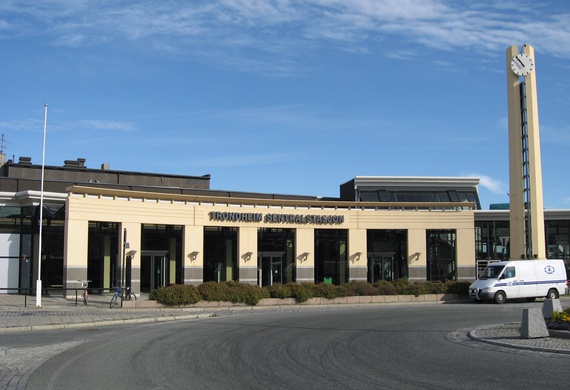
[506,44,546,260]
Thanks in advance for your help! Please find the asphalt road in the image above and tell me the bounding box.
[19,302,570,389]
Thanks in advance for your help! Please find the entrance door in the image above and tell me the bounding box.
[258,252,284,287]
[141,250,169,292]
[368,253,394,283]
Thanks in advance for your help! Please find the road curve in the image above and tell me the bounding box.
[27,303,570,390]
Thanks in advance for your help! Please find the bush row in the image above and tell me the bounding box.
[149,279,471,306]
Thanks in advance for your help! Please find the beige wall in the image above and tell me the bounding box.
[65,190,476,289]
[238,226,258,284]
[348,228,367,281]
[184,225,203,284]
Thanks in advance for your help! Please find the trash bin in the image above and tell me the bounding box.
[323,277,332,284]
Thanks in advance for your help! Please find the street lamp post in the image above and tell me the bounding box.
[36,103,48,308]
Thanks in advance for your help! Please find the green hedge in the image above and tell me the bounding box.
[150,279,470,306]
[197,280,270,306]
[148,284,201,306]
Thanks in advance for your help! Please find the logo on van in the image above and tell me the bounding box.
[544,265,556,274]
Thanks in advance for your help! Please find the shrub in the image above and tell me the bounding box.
[226,280,270,306]
[391,278,409,292]
[290,283,315,303]
[198,281,231,302]
[313,282,347,299]
[551,310,570,322]
[344,281,379,296]
[150,284,201,306]
[445,281,470,295]
[425,281,447,294]
[550,308,570,320]
[392,279,417,295]
[374,280,398,295]
[265,283,294,299]
[371,280,452,296]
[198,281,269,306]
[406,281,430,297]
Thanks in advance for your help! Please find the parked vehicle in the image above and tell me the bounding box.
[469,259,567,304]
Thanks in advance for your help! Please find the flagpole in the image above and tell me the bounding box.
[36,103,48,308]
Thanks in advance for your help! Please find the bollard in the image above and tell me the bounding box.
[542,298,563,319]
[521,307,549,339]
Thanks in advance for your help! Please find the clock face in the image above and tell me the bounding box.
[511,53,534,76]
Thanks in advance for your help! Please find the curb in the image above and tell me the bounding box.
[548,329,570,340]
[467,326,570,355]
[0,313,215,333]
[0,299,462,333]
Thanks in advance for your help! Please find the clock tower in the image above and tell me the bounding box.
[506,44,546,260]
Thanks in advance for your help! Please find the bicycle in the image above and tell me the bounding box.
[109,286,137,308]
[82,286,88,305]
[79,280,91,305]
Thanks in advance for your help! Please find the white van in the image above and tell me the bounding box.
[469,259,567,304]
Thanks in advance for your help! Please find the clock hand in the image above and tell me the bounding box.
[516,57,525,68]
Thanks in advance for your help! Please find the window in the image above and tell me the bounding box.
[204,227,238,282]
[258,228,296,285]
[314,229,348,285]
[427,230,456,281]
[503,266,515,279]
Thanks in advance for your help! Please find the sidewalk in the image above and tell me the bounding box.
[1,293,570,355]
[0,293,215,333]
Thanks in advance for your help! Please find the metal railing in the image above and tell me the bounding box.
[0,287,116,307]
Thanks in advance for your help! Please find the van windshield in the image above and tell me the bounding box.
[480,265,504,279]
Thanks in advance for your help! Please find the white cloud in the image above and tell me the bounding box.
[384,50,416,60]
[470,174,507,195]
[0,119,43,131]
[0,119,135,133]
[72,120,136,131]
[1,0,570,74]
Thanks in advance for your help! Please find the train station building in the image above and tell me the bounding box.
[1,155,569,294]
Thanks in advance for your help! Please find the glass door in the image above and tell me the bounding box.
[141,250,169,291]
[368,252,394,283]
[258,252,284,287]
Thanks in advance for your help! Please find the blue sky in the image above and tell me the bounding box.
[1,1,570,209]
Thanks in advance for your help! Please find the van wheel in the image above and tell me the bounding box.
[494,291,506,304]
[547,289,559,300]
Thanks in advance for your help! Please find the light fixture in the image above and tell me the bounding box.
[126,250,137,257]
[188,251,199,261]
[413,252,421,261]
[244,252,253,261]
[301,252,310,262]
[354,252,362,261]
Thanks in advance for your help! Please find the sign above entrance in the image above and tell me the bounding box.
[208,211,345,225]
